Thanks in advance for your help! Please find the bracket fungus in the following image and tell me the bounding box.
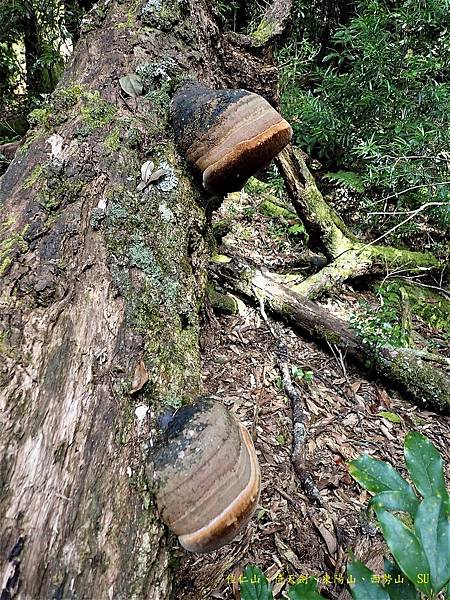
[152,399,261,553]
[171,82,292,196]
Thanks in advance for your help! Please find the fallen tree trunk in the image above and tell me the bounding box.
[212,254,450,413]
[0,0,287,596]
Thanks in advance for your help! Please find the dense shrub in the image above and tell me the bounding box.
[279,0,450,246]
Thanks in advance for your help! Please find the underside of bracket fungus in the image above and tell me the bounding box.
[152,399,261,553]
[171,82,293,195]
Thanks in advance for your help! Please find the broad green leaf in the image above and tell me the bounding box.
[377,411,401,424]
[288,577,326,600]
[119,73,143,97]
[349,454,416,502]
[347,559,390,600]
[383,558,419,600]
[240,565,273,600]
[404,432,447,498]
[414,496,450,593]
[370,491,419,517]
[446,578,450,600]
[374,508,432,596]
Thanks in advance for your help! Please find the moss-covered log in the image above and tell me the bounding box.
[277,146,440,299]
[0,0,285,597]
[212,254,450,413]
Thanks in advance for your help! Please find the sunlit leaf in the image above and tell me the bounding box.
[404,432,447,498]
[374,508,432,596]
[370,490,419,517]
[349,454,416,502]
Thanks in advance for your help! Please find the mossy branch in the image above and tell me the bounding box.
[212,254,450,413]
[277,145,440,298]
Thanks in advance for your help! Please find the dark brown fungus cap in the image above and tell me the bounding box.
[152,399,261,553]
[171,82,292,195]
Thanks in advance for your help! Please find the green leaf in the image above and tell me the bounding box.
[404,432,447,498]
[374,508,432,596]
[377,411,401,424]
[414,496,450,593]
[324,170,364,192]
[347,559,390,599]
[370,490,419,517]
[119,73,143,97]
[240,565,273,600]
[383,558,419,600]
[349,454,416,502]
[288,577,326,600]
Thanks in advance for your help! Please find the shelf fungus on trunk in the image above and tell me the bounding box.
[152,398,261,553]
[171,82,293,196]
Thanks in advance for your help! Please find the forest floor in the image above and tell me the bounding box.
[174,184,450,600]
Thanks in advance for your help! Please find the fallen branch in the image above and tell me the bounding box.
[211,254,450,413]
[258,298,323,504]
[276,146,440,299]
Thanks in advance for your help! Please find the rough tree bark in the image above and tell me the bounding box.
[0,0,279,597]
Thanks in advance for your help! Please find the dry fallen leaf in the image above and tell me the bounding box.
[119,73,143,97]
[130,360,149,394]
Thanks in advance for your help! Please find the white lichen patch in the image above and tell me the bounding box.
[135,404,149,421]
[158,203,174,222]
[47,134,64,158]
[156,161,178,192]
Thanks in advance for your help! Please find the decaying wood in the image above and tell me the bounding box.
[277,146,440,299]
[1,0,287,596]
[212,254,450,413]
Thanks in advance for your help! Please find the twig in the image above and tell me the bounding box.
[396,276,450,298]
[368,201,449,216]
[359,202,448,251]
[257,298,322,505]
[277,341,323,506]
[377,183,450,204]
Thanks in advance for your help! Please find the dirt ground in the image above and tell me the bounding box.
[172,186,450,600]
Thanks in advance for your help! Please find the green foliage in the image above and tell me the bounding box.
[350,432,450,598]
[291,365,314,382]
[0,0,91,143]
[279,0,450,244]
[324,171,364,193]
[404,432,447,499]
[400,283,450,338]
[346,559,390,600]
[288,577,324,599]
[377,411,401,424]
[350,283,410,349]
[240,565,273,600]
[241,434,449,600]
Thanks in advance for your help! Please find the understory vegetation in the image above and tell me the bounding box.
[0,0,93,169]
[278,0,450,256]
[239,433,450,600]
